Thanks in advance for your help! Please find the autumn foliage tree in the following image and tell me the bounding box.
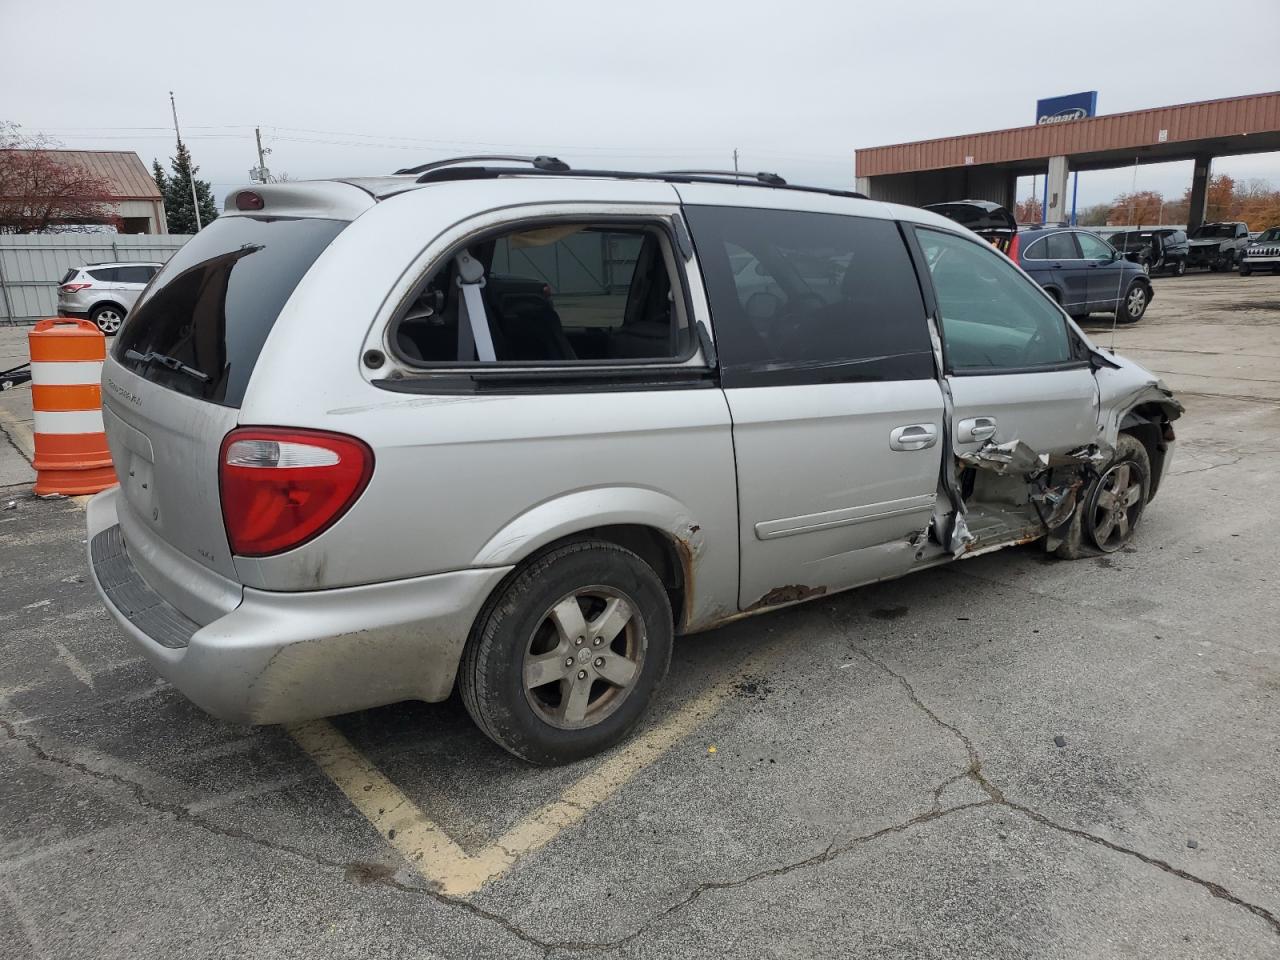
[1232,178,1280,229]
[1097,174,1280,229]
[1106,190,1167,227]
[1014,194,1042,224]
[0,122,118,234]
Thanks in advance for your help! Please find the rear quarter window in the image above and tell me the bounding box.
[117,265,156,284]
[113,216,345,406]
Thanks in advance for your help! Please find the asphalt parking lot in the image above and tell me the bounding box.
[2,271,1279,959]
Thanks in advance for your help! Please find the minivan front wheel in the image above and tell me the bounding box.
[1054,434,1151,559]
[90,304,124,335]
[459,540,673,764]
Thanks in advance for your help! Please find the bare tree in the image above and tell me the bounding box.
[0,122,119,234]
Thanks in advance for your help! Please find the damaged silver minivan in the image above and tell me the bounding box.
[87,158,1181,764]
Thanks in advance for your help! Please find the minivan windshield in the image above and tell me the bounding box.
[113,216,345,406]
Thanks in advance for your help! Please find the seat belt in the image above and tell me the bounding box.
[454,250,496,362]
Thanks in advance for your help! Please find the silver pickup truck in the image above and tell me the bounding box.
[1187,221,1250,271]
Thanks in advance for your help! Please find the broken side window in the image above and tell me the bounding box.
[916,228,1074,373]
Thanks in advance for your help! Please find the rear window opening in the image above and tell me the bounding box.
[113,216,346,407]
[391,221,694,367]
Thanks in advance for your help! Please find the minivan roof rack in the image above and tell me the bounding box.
[396,156,867,201]
[658,169,788,186]
[393,154,570,176]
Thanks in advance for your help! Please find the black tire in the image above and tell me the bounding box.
[1116,282,1150,324]
[459,539,673,765]
[1239,263,1252,277]
[1055,434,1151,560]
[89,303,125,335]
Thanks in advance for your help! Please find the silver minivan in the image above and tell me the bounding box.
[87,158,1181,764]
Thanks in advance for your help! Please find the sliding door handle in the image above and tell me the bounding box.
[957,416,997,442]
[890,423,938,451]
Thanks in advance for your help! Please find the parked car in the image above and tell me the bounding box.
[922,203,1152,324]
[1186,222,1250,271]
[57,262,163,335]
[919,199,1017,254]
[1107,229,1189,276]
[1239,226,1280,276]
[1013,227,1154,323]
[87,161,1181,764]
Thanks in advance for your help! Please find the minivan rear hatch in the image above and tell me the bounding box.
[103,208,349,606]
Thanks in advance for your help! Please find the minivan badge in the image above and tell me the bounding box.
[105,377,142,407]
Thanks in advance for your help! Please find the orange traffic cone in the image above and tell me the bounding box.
[29,318,117,496]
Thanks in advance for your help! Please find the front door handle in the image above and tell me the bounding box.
[890,423,938,451]
[957,416,997,442]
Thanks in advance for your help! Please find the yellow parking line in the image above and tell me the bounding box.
[289,655,762,897]
[5,404,757,897]
[0,403,35,461]
[287,719,473,869]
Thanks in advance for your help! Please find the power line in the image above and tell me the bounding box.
[32,122,857,162]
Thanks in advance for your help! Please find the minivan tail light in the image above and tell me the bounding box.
[218,428,374,557]
[1006,235,1020,261]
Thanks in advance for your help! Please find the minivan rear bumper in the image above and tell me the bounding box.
[86,486,512,724]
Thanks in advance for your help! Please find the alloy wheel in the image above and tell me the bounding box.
[1087,461,1145,552]
[1126,286,1146,319]
[94,309,123,334]
[522,586,646,729]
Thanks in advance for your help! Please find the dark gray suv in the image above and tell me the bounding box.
[1012,227,1153,324]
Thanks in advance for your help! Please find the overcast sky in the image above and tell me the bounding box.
[4,0,1278,211]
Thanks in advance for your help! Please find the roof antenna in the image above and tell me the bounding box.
[1110,154,1141,353]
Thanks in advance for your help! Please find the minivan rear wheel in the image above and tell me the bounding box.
[459,540,673,764]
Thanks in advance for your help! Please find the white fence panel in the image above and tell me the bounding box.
[0,235,192,324]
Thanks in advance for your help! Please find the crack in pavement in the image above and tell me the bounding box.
[0,708,998,956]
[536,801,996,956]
[0,714,560,952]
[1170,455,1243,476]
[841,640,1280,940]
[9,624,1279,952]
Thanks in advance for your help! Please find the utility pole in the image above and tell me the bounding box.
[169,90,202,231]
[251,126,272,184]
[732,148,739,173]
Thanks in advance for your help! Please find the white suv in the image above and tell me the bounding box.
[57,261,163,334]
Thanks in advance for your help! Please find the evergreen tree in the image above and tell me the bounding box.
[162,142,218,234]
[151,158,168,196]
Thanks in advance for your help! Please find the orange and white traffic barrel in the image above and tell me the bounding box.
[28,318,117,496]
